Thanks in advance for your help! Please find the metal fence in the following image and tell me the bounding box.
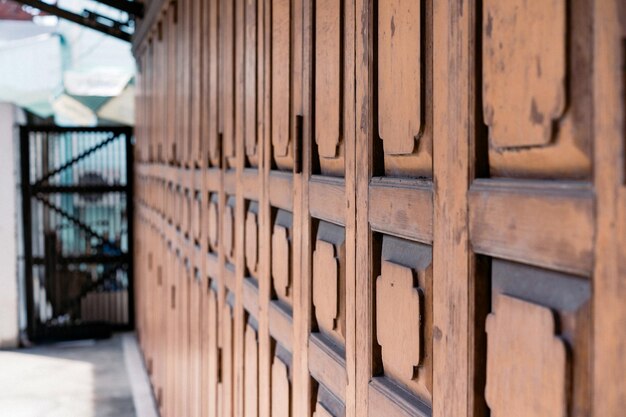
[20,126,134,341]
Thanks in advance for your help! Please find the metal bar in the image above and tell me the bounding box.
[91,0,144,18]
[32,185,128,194]
[11,0,132,42]
[32,254,130,265]
[22,126,133,134]
[34,194,123,253]
[20,127,37,339]
[125,131,135,329]
[34,133,119,186]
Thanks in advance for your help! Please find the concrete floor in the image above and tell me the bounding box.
[0,333,157,417]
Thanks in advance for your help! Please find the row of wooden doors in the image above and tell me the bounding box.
[133,0,626,416]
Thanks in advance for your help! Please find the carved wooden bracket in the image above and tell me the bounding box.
[378,0,421,155]
[271,356,290,417]
[485,294,567,417]
[208,194,219,252]
[483,0,566,148]
[376,261,421,383]
[313,240,339,334]
[245,207,259,275]
[272,224,290,299]
[271,0,291,158]
[315,0,341,159]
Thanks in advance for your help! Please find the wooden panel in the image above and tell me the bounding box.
[469,180,593,275]
[491,260,591,417]
[245,201,260,277]
[312,222,346,345]
[368,378,429,417]
[206,0,220,167]
[269,302,293,350]
[271,0,291,159]
[221,0,236,166]
[483,0,593,178]
[483,0,565,148]
[485,294,567,417]
[309,177,345,226]
[245,0,259,166]
[315,0,341,159]
[271,355,291,417]
[220,303,235,417]
[132,1,623,417]
[245,321,259,417]
[224,195,236,264]
[369,178,432,243]
[269,172,293,211]
[208,192,219,253]
[271,210,292,305]
[378,0,421,155]
[308,333,347,403]
[243,278,260,318]
[376,261,421,383]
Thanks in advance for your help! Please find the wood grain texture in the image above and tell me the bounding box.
[315,0,341,159]
[271,0,291,158]
[245,203,259,277]
[483,0,565,148]
[376,261,421,383]
[378,0,421,155]
[271,223,290,300]
[271,356,290,417]
[313,403,334,417]
[245,322,259,417]
[308,333,347,403]
[313,240,338,335]
[469,180,593,275]
[208,193,219,252]
[432,2,471,417]
[593,1,626,414]
[369,179,432,244]
[221,0,236,164]
[245,0,258,165]
[132,0,624,416]
[485,294,567,417]
[368,378,429,417]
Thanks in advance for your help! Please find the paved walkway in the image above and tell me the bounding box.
[0,333,158,417]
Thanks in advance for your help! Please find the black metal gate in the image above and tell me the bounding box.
[20,126,134,341]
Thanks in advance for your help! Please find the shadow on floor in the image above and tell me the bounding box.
[0,333,137,417]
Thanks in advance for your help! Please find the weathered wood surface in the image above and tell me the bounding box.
[133,1,625,416]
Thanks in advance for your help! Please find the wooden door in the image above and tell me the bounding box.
[132,1,626,417]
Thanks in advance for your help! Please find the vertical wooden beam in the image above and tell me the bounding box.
[259,2,271,417]
[354,1,371,417]
[433,2,471,417]
[593,0,626,415]
[300,0,313,415]
[234,0,247,415]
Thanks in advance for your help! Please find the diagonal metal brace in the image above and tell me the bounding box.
[34,133,120,187]
[12,0,133,42]
[34,194,124,254]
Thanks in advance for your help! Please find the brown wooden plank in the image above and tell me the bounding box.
[308,333,347,403]
[308,176,345,226]
[432,2,471,417]
[469,180,593,276]
[593,1,626,415]
[369,178,433,244]
[268,301,293,351]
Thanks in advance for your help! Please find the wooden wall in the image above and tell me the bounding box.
[133,1,626,416]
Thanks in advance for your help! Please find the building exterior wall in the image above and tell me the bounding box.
[0,102,24,348]
[132,1,626,416]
